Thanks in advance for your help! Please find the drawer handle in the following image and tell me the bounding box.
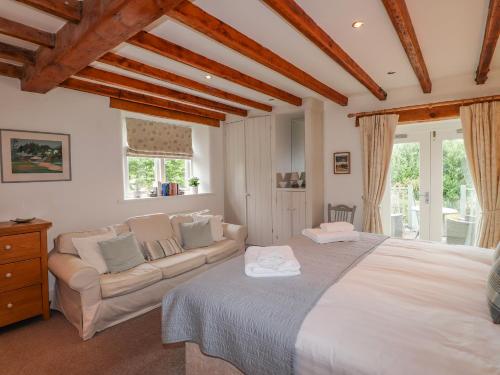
[4,244,12,251]
[7,303,13,309]
[5,272,12,279]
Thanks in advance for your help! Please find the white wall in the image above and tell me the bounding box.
[0,77,224,289]
[324,70,500,230]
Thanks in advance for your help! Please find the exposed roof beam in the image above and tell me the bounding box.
[60,78,225,121]
[167,1,347,105]
[476,0,500,84]
[15,0,82,23]
[77,66,248,117]
[381,0,432,93]
[0,61,23,79]
[21,0,185,93]
[99,52,272,112]
[262,0,386,100]
[129,31,302,106]
[0,16,55,48]
[110,98,220,127]
[0,41,35,64]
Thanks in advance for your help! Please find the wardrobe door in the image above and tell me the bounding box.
[275,190,292,244]
[291,191,306,236]
[224,121,247,226]
[245,116,273,246]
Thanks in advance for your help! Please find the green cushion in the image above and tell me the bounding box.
[98,233,145,273]
[487,258,500,324]
[179,219,214,250]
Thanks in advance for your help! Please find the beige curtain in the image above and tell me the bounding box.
[360,114,399,233]
[126,118,193,159]
[460,101,499,248]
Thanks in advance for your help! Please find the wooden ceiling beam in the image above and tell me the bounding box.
[76,66,248,117]
[15,0,82,23]
[60,78,226,121]
[129,31,302,106]
[348,95,500,126]
[0,16,55,48]
[167,1,347,105]
[110,98,220,127]
[381,0,432,93]
[0,61,23,79]
[476,0,500,84]
[99,52,273,112]
[0,41,35,64]
[262,0,386,100]
[21,0,185,93]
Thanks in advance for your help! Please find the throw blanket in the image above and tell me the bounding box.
[162,233,387,375]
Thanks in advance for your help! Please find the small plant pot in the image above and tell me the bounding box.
[191,186,198,194]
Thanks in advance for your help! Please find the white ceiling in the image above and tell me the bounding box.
[0,0,498,109]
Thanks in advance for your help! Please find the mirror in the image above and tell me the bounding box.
[291,118,305,173]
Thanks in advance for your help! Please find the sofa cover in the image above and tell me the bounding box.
[49,213,247,340]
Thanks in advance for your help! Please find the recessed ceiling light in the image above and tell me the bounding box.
[205,75,212,80]
[352,21,364,29]
[387,71,396,75]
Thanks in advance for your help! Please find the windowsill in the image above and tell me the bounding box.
[119,192,214,203]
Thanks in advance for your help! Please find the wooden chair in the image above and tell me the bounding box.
[327,204,356,224]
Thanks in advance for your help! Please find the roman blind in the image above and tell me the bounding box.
[126,118,193,159]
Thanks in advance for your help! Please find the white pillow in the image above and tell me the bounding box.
[72,232,116,274]
[193,214,224,242]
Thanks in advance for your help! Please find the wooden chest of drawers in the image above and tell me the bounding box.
[0,219,52,327]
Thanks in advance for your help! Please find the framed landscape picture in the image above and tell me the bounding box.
[0,129,71,183]
[333,152,350,174]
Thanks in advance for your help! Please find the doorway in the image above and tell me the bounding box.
[381,119,479,245]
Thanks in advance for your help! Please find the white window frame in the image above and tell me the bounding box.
[124,156,193,199]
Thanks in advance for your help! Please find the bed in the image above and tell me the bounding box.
[161,234,500,375]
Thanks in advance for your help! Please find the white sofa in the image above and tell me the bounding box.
[48,213,247,340]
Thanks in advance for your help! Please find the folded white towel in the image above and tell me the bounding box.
[302,228,360,244]
[320,222,354,232]
[245,246,301,278]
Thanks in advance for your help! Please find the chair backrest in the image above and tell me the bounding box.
[328,204,356,224]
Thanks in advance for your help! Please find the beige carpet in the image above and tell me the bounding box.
[0,309,184,375]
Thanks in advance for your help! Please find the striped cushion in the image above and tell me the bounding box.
[487,258,500,324]
[143,237,183,261]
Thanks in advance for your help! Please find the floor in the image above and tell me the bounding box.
[0,309,184,375]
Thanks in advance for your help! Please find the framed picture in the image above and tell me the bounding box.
[333,152,351,174]
[0,129,71,183]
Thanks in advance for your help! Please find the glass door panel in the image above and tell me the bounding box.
[431,131,480,244]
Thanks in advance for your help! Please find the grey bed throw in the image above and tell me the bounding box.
[162,233,387,375]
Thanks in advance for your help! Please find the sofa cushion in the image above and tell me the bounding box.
[143,237,183,261]
[170,214,194,245]
[150,252,206,279]
[99,233,145,274]
[193,214,225,242]
[180,219,214,250]
[99,263,162,298]
[127,213,174,243]
[72,232,116,274]
[57,227,115,255]
[191,239,240,264]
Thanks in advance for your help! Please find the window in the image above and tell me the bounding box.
[126,156,192,198]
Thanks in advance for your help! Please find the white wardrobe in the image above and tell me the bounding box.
[224,98,324,246]
[224,116,273,246]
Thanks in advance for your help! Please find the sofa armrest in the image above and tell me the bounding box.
[222,223,247,245]
[48,251,100,292]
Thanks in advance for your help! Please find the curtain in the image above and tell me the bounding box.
[460,101,499,248]
[126,118,193,159]
[360,114,399,233]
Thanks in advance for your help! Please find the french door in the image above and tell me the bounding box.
[382,120,479,245]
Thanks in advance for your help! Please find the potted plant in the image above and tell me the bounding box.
[188,177,200,194]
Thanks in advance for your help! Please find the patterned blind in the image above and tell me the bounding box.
[126,118,193,159]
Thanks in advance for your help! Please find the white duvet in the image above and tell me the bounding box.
[295,238,500,375]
